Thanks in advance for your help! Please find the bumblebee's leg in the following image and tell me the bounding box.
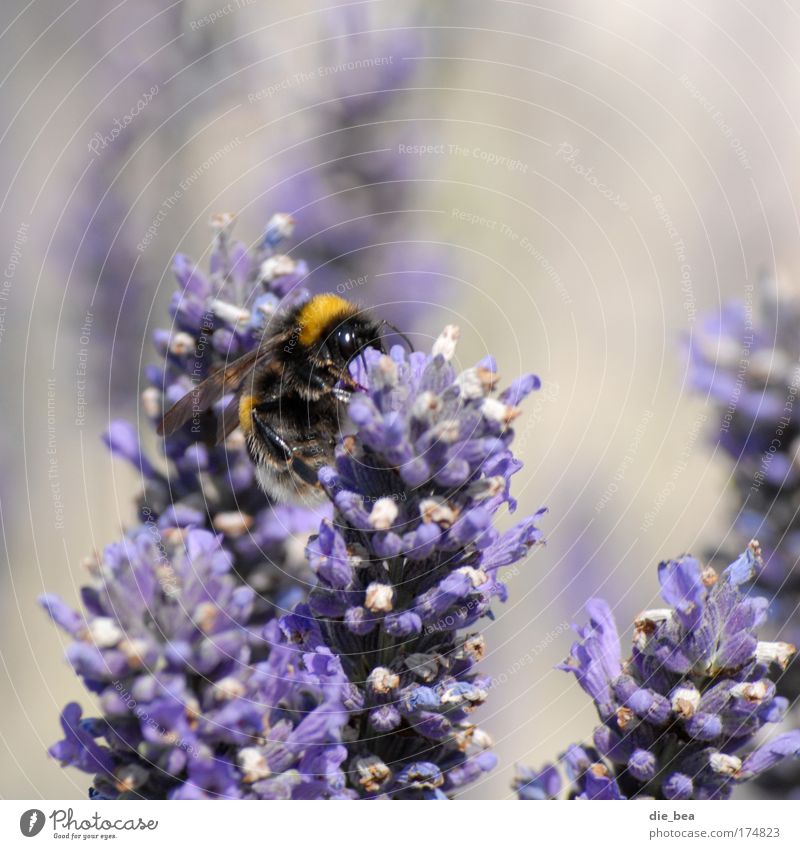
[251,408,291,459]
[291,456,322,486]
[251,408,319,485]
[294,363,352,402]
[279,361,329,394]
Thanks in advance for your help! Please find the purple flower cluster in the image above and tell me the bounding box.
[41,218,351,797]
[41,528,352,799]
[284,332,545,797]
[517,543,800,800]
[42,220,544,798]
[689,289,800,794]
[107,214,323,618]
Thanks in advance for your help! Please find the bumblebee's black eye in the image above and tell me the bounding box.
[335,326,361,362]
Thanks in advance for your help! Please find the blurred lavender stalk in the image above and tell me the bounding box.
[62,2,193,406]
[251,2,450,330]
[689,276,800,796]
[66,1,448,405]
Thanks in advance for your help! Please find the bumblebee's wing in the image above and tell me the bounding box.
[157,347,267,438]
[216,395,243,444]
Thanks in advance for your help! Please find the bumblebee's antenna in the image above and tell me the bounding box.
[379,320,415,353]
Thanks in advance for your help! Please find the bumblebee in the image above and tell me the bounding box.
[158,294,405,504]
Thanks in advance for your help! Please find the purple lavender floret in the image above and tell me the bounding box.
[519,542,800,799]
[40,528,353,799]
[513,763,562,800]
[283,328,546,798]
[689,283,800,794]
[108,214,324,617]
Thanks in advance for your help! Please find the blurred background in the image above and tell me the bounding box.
[2,0,799,799]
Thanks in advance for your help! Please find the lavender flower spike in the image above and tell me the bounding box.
[689,284,800,795]
[283,329,546,798]
[112,214,326,619]
[519,542,800,799]
[39,216,368,798]
[41,528,353,799]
